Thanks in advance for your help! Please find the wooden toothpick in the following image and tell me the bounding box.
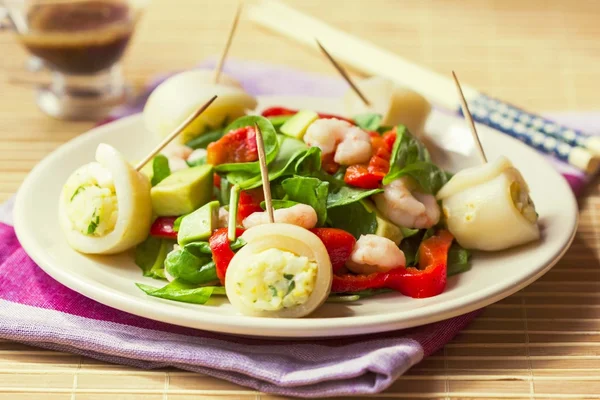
[315,39,371,107]
[135,95,218,171]
[452,71,487,164]
[214,1,244,84]
[254,122,274,223]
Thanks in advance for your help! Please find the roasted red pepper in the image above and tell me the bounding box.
[237,190,264,224]
[382,130,397,151]
[149,217,178,239]
[331,230,454,298]
[309,228,356,273]
[209,227,245,284]
[343,130,395,189]
[207,126,258,165]
[261,107,297,118]
[260,106,355,125]
[344,165,386,189]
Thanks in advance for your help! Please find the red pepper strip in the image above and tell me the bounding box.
[149,217,178,239]
[206,126,258,165]
[331,230,454,298]
[261,107,297,117]
[343,131,395,189]
[382,130,397,152]
[213,173,221,189]
[209,227,245,285]
[260,106,355,125]
[344,165,385,189]
[331,272,390,293]
[237,190,264,224]
[387,230,453,298]
[309,228,356,273]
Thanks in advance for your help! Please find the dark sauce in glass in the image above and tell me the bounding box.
[20,1,134,75]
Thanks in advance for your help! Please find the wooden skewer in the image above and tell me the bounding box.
[213,1,244,84]
[134,95,218,171]
[315,39,370,107]
[452,71,487,164]
[254,122,274,223]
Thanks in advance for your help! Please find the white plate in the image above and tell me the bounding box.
[14,96,578,338]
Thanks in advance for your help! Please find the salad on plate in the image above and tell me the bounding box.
[58,70,540,318]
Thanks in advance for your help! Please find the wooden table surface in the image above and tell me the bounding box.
[1,0,600,398]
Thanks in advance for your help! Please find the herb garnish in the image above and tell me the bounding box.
[87,210,100,235]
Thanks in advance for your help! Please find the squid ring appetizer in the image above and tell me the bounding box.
[225,223,332,318]
[143,70,258,144]
[59,144,153,255]
[436,156,540,251]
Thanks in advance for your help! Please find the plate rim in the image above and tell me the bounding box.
[13,98,579,338]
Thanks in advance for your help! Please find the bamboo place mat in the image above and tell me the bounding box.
[1,0,600,398]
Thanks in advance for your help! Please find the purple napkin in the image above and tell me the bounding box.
[0,60,596,398]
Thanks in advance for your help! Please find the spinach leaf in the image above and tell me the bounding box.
[447,244,471,276]
[136,280,225,305]
[135,236,173,279]
[332,167,347,181]
[399,230,425,266]
[241,136,309,190]
[327,200,377,239]
[164,244,218,285]
[268,115,292,129]
[185,127,226,149]
[214,116,279,173]
[383,125,448,194]
[261,199,298,210]
[348,288,394,298]
[151,154,171,186]
[313,170,382,209]
[216,177,231,205]
[327,186,383,209]
[354,113,383,131]
[388,161,448,194]
[172,214,187,233]
[294,146,322,175]
[326,288,393,303]
[281,176,329,226]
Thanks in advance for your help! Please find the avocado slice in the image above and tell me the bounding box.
[280,110,319,139]
[374,213,403,245]
[177,200,219,245]
[363,200,404,245]
[151,164,213,216]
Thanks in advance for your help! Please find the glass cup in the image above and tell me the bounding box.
[4,0,147,120]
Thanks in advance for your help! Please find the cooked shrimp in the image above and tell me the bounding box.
[373,177,440,229]
[160,143,193,172]
[167,157,189,172]
[161,143,193,160]
[242,204,318,229]
[217,206,229,228]
[188,148,207,164]
[346,234,406,275]
[304,118,372,165]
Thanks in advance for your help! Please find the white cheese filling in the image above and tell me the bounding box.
[232,248,318,311]
[63,162,118,237]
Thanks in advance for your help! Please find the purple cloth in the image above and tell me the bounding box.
[0,60,597,398]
